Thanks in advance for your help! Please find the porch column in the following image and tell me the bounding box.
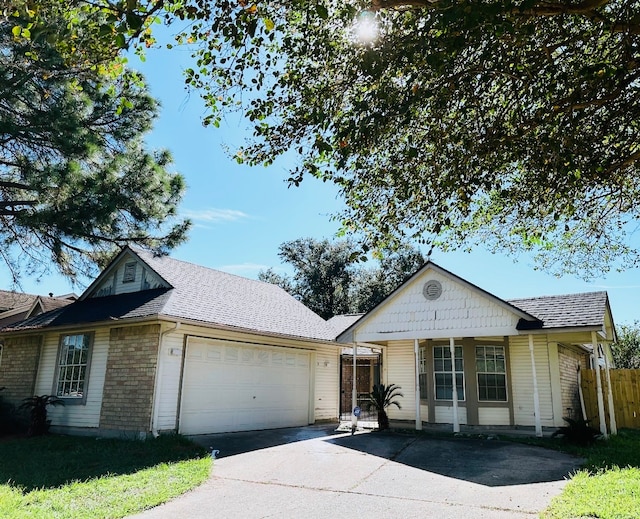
[528,334,543,437]
[602,343,617,435]
[449,337,460,433]
[592,331,608,438]
[352,343,358,423]
[414,339,422,430]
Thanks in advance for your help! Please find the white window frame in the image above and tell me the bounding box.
[123,262,137,283]
[476,345,508,402]
[54,333,94,405]
[433,344,465,401]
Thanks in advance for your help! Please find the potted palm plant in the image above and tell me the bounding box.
[366,383,403,431]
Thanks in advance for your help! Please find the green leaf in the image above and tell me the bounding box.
[264,18,275,32]
[115,33,126,48]
[316,4,328,19]
[11,25,21,38]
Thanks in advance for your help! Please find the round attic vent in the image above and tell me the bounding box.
[423,280,442,300]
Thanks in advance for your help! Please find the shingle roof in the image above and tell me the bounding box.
[0,290,37,312]
[136,250,335,341]
[508,291,608,329]
[327,314,364,336]
[2,249,336,342]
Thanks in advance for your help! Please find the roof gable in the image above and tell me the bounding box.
[340,262,538,342]
[82,248,171,300]
[4,246,336,342]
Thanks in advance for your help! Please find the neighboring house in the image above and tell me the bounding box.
[0,246,341,437]
[336,262,617,436]
[0,291,76,328]
[0,250,618,438]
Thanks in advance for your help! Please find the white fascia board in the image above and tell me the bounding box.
[354,325,520,342]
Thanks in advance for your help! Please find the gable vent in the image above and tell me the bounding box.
[423,280,442,300]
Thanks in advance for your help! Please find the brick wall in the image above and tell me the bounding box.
[99,324,161,432]
[0,335,42,406]
[558,345,588,420]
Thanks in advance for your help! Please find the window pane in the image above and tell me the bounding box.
[56,334,90,399]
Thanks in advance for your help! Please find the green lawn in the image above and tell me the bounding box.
[541,429,640,519]
[0,434,211,519]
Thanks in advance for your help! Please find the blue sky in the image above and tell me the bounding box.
[4,26,639,326]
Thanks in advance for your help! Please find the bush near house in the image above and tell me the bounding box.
[0,388,25,436]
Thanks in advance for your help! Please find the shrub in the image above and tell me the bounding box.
[366,383,403,431]
[552,417,601,446]
[19,395,65,436]
[0,387,24,436]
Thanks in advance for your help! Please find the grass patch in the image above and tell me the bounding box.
[539,429,640,519]
[0,434,211,518]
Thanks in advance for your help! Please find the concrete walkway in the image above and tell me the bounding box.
[131,425,582,519]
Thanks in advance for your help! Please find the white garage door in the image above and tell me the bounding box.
[179,338,311,435]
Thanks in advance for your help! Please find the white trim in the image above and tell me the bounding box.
[592,331,608,438]
[450,337,460,433]
[528,334,543,437]
[602,343,617,435]
[352,343,357,425]
[355,326,519,343]
[414,339,422,430]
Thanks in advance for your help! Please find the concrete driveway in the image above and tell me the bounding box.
[131,425,583,519]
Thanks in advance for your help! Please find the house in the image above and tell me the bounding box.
[0,290,76,328]
[0,246,341,437]
[0,249,617,438]
[336,261,617,436]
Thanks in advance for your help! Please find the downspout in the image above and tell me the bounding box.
[577,366,587,421]
[414,339,422,431]
[449,337,460,433]
[602,343,617,435]
[151,321,181,437]
[528,334,543,437]
[592,331,608,439]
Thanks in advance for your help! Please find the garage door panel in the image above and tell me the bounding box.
[180,338,311,435]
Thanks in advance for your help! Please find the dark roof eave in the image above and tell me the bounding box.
[0,312,342,347]
[154,313,342,346]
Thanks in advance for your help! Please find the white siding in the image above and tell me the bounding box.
[153,331,184,431]
[434,406,468,425]
[152,325,340,432]
[385,340,416,421]
[478,407,510,426]
[355,269,521,342]
[89,253,168,298]
[313,344,340,421]
[509,335,555,427]
[35,328,110,428]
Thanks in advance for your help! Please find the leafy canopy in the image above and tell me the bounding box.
[258,237,424,319]
[0,15,189,283]
[12,0,640,278]
[611,321,640,369]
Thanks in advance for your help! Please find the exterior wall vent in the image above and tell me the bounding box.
[423,280,442,301]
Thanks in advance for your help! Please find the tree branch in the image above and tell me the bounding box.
[0,181,33,190]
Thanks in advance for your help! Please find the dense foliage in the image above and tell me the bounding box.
[611,321,640,368]
[8,0,640,277]
[258,237,424,319]
[1,12,189,282]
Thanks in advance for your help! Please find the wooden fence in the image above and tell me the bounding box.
[581,369,640,430]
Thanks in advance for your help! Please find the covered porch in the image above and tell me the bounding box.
[336,262,618,437]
